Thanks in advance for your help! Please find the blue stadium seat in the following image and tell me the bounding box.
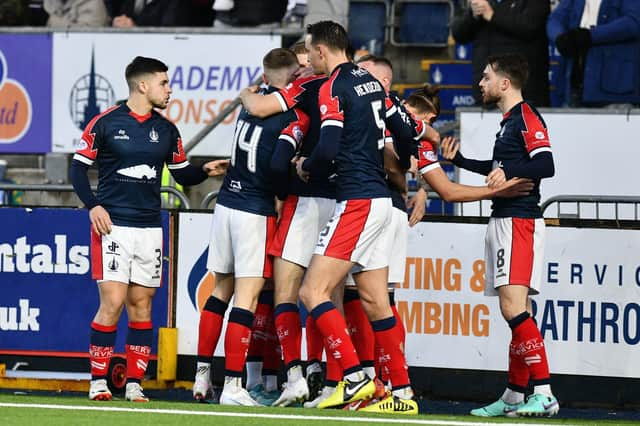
[348,0,390,55]
[391,0,454,47]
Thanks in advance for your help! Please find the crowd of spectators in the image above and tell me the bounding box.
[1,0,638,107]
[452,0,640,107]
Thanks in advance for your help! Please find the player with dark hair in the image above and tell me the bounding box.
[71,56,220,402]
[192,47,310,406]
[294,21,423,414]
[441,53,559,418]
[238,38,337,407]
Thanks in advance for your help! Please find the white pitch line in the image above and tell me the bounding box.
[0,402,569,426]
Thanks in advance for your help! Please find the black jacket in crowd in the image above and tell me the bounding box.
[452,0,551,107]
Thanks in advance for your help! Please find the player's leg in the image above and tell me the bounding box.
[343,284,376,380]
[219,210,275,406]
[301,198,395,409]
[89,281,127,401]
[193,205,234,400]
[247,287,280,405]
[471,218,557,418]
[88,225,132,401]
[194,273,234,401]
[123,283,156,402]
[219,276,266,406]
[271,258,308,406]
[122,226,164,403]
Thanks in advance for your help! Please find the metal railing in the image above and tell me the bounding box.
[0,183,190,209]
[541,195,640,220]
[200,191,220,209]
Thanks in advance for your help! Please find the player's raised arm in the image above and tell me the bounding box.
[239,85,286,118]
[441,136,494,176]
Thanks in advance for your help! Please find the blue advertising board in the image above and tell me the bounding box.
[0,208,170,355]
[0,34,52,153]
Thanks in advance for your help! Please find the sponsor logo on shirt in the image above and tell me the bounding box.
[117,164,157,180]
[114,129,130,140]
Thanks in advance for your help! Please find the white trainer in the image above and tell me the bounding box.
[272,376,309,407]
[219,386,262,406]
[193,365,213,401]
[88,379,112,401]
[303,386,334,408]
[125,382,149,402]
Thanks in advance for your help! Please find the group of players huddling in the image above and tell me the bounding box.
[189,20,558,417]
[77,19,559,418]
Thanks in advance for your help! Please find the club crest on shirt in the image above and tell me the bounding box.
[149,127,159,143]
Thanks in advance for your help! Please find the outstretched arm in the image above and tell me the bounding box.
[441,136,493,176]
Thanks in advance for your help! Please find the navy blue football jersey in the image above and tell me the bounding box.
[218,86,309,216]
[492,102,552,218]
[274,75,336,199]
[73,103,189,227]
[318,62,416,201]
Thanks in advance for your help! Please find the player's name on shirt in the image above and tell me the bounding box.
[353,81,383,97]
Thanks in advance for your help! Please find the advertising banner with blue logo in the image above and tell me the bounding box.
[401,222,640,378]
[51,33,280,156]
[0,208,170,356]
[0,34,52,153]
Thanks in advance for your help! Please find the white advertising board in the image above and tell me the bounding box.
[175,212,227,356]
[401,221,640,378]
[457,110,640,218]
[175,211,640,378]
[52,33,281,156]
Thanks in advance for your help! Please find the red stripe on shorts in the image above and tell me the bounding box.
[268,195,299,258]
[263,215,277,278]
[90,228,103,280]
[509,218,534,285]
[324,199,371,261]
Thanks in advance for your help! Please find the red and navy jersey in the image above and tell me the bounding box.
[418,139,440,176]
[319,62,418,201]
[73,103,188,227]
[274,74,335,199]
[385,92,428,212]
[218,86,309,216]
[492,101,552,218]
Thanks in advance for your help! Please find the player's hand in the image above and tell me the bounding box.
[440,136,459,161]
[275,198,284,223]
[203,159,230,177]
[486,167,506,189]
[408,155,418,178]
[89,206,112,235]
[493,177,534,198]
[239,85,260,101]
[407,188,427,227]
[295,156,310,182]
[294,66,314,80]
[112,14,135,27]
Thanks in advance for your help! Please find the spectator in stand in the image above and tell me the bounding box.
[213,0,287,28]
[43,0,109,26]
[548,0,640,107]
[111,0,214,27]
[452,0,550,107]
[304,0,348,28]
[283,0,307,27]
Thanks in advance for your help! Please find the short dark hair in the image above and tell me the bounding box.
[125,56,168,89]
[486,53,529,90]
[263,48,299,71]
[306,20,349,52]
[355,54,393,71]
[405,84,441,124]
